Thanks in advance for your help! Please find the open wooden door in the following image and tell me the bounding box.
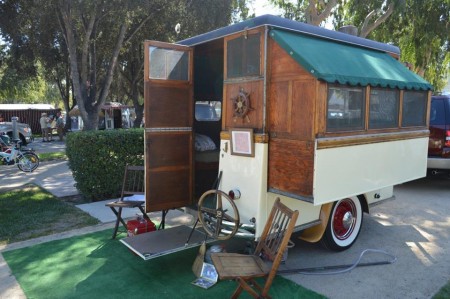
[144,41,194,212]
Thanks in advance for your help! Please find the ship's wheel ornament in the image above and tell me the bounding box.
[231,88,252,122]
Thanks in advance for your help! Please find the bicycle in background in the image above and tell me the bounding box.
[0,133,39,172]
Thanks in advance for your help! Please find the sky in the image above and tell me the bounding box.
[251,0,282,16]
[250,0,334,29]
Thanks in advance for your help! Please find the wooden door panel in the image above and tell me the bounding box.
[146,132,191,169]
[146,170,191,211]
[145,131,192,211]
[145,84,192,128]
[144,41,193,213]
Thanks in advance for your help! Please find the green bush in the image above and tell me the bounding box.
[66,129,144,201]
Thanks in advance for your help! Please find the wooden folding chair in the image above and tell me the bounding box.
[211,198,299,299]
[105,165,150,239]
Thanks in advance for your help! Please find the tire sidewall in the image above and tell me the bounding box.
[323,197,363,251]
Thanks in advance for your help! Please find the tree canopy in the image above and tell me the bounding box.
[0,0,447,130]
[0,0,248,129]
[269,0,449,92]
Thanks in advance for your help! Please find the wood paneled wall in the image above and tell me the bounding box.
[222,79,264,130]
[267,39,318,197]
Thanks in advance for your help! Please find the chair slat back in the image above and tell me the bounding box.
[121,165,145,198]
[254,198,299,261]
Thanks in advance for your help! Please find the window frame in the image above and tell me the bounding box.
[148,46,190,82]
[326,84,366,132]
[324,84,429,135]
[368,88,400,130]
[401,90,428,128]
[224,29,264,80]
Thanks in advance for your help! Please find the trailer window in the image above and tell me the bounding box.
[369,88,399,129]
[402,91,427,127]
[195,101,221,121]
[149,47,189,81]
[227,33,260,78]
[327,85,365,131]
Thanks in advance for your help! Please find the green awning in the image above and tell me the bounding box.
[270,29,433,91]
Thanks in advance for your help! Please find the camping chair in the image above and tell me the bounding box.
[105,165,150,239]
[211,198,299,299]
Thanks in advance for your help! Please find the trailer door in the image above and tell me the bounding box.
[144,41,193,212]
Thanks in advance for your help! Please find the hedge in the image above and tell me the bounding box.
[66,129,144,201]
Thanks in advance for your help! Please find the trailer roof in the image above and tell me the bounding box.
[178,14,400,56]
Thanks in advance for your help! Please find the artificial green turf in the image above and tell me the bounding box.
[3,229,326,299]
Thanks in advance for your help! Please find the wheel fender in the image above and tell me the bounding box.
[299,202,333,243]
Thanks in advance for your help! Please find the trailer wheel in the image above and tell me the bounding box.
[320,197,363,251]
[198,189,240,240]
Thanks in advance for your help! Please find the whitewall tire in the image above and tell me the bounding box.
[320,197,363,251]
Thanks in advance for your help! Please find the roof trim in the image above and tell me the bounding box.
[178,14,399,56]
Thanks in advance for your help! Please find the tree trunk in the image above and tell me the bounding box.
[83,109,99,131]
[305,0,337,25]
[359,2,395,38]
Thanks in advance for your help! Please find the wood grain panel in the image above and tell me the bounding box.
[317,129,429,149]
[315,81,328,135]
[146,132,191,169]
[223,80,264,130]
[269,40,312,79]
[145,131,193,212]
[145,83,192,128]
[220,131,269,143]
[268,80,291,133]
[268,138,314,197]
[291,80,314,138]
[146,170,191,212]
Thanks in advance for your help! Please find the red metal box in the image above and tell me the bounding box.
[127,218,156,237]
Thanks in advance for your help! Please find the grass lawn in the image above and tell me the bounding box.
[0,149,66,167]
[434,281,450,299]
[0,185,99,245]
[37,151,67,161]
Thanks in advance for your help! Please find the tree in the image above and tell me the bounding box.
[117,0,249,128]
[268,0,449,92]
[269,0,338,25]
[0,0,75,128]
[1,0,250,130]
[336,0,449,91]
[332,0,403,38]
[269,0,400,34]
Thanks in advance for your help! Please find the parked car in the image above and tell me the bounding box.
[0,121,33,145]
[428,94,450,174]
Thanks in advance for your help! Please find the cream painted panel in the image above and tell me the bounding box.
[313,137,428,205]
[218,141,321,238]
[219,141,268,237]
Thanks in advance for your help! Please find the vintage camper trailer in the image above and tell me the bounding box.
[130,15,432,254]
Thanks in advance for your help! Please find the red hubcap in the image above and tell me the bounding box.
[333,199,357,240]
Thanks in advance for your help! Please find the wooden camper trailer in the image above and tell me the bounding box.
[141,15,432,252]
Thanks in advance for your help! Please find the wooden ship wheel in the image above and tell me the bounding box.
[231,88,252,122]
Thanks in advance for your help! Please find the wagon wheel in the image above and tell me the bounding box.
[198,189,240,240]
[232,90,251,118]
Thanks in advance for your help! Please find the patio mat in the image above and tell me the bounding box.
[3,229,325,299]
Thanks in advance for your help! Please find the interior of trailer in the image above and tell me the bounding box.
[192,39,224,198]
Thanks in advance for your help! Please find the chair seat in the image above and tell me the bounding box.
[211,253,269,280]
[106,200,144,208]
[210,198,299,298]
